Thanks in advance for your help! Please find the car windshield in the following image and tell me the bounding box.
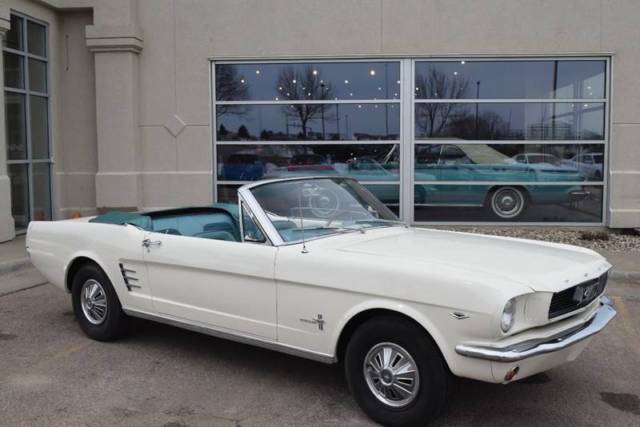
[248,178,402,243]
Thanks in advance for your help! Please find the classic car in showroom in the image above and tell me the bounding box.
[26,177,615,426]
[224,143,594,220]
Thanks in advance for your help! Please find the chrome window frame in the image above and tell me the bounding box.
[238,195,273,245]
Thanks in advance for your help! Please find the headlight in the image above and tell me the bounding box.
[500,298,516,333]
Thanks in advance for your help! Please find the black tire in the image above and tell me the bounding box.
[71,263,129,341]
[345,315,450,426]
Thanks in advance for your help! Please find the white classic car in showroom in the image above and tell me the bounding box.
[26,177,616,426]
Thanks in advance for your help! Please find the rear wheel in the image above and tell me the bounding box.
[345,315,450,426]
[71,263,129,341]
[487,186,527,220]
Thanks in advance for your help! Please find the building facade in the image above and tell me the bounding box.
[1,0,639,242]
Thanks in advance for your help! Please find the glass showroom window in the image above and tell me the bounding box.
[213,61,402,214]
[3,14,51,229]
[413,59,608,223]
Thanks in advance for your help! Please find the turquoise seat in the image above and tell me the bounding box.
[89,204,242,242]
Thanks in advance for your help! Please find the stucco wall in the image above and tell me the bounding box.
[3,0,640,232]
[58,10,96,218]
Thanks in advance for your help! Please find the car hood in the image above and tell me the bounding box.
[333,228,611,293]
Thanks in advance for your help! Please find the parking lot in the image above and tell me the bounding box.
[1,278,639,427]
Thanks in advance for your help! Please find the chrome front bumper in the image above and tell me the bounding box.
[455,296,616,363]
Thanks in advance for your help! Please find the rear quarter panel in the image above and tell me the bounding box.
[26,220,152,311]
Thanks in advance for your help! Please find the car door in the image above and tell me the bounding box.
[142,216,277,340]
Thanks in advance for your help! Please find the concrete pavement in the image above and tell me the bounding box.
[0,278,639,426]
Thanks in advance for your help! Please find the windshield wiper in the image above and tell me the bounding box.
[295,225,365,235]
[355,219,407,227]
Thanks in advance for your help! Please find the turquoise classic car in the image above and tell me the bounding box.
[240,144,590,220]
[414,145,589,219]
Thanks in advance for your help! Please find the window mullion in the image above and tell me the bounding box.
[22,18,33,222]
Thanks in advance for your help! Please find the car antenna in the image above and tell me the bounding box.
[299,183,309,254]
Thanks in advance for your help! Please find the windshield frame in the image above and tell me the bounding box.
[237,176,403,246]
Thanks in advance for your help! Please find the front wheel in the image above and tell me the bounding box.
[344,316,450,426]
[71,263,129,341]
[487,186,527,220]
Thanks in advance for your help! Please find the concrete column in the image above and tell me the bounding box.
[0,4,16,241]
[86,19,143,211]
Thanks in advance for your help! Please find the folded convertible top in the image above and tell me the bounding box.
[88,203,238,230]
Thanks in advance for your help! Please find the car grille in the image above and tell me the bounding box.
[548,273,608,319]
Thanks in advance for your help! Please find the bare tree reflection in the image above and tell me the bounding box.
[216,65,248,119]
[276,66,334,138]
[444,110,512,140]
[415,69,469,137]
[415,69,528,140]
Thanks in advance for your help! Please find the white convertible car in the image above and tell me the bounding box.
[27,177,615,426]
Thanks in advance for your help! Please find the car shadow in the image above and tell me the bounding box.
[125,317,575,426]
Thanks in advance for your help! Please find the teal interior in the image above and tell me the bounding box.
[89,203,243,242]
[88,202,336,243]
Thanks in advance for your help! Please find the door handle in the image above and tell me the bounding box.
[142,238,162,251]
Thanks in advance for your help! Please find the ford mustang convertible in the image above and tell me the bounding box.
[26,177,616,426]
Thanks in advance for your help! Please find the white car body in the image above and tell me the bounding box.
[563,153,604,180]
[26,177,615,385]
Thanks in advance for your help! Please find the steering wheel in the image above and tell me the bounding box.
[306,186,340,218]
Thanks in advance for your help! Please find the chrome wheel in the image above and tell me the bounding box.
[80,279,108,325]
[363,342,420,408]
[491,187,525,219]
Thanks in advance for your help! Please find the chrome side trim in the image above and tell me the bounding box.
[122,308,337,364]
[455,297,616,363]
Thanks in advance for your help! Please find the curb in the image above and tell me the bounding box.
[0,257,32,276]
